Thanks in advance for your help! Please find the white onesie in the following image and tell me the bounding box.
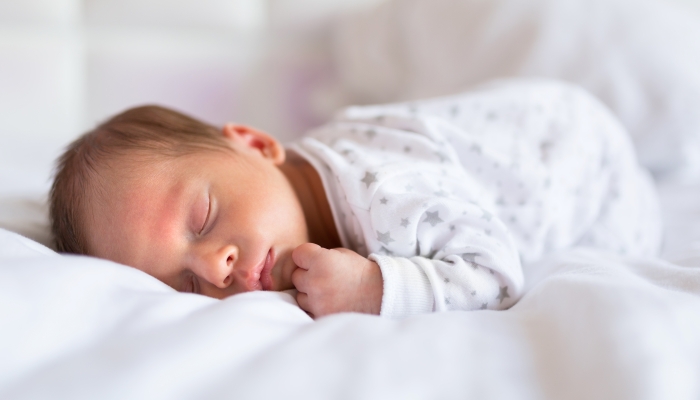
[290,79,662,319]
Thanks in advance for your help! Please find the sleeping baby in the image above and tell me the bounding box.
[49,79,662,318]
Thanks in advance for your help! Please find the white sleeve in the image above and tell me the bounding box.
[368,200,524,319]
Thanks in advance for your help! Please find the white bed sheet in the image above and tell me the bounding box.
[1,227,700,399]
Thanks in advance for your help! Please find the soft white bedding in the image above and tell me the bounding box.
[2,228,700,399]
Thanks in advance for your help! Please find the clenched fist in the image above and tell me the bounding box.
[291,243,383,318]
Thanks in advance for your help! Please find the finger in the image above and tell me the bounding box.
[295,291,311,313]
[292,242,326,269]
[291,267,308,291]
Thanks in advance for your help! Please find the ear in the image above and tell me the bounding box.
[221,124,285,165]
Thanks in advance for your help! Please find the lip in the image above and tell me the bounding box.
[259,248,275,291]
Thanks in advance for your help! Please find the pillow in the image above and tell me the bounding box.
[0,228,307,393]
[0,228,55,258]
[332,0,700,176]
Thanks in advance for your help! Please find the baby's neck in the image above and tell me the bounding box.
[280,150,342,249]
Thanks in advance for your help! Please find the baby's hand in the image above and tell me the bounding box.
[291,243,383,318]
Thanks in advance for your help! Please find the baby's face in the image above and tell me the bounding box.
[85,127,308,298]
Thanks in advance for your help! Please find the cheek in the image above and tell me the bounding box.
[256,174,306,226]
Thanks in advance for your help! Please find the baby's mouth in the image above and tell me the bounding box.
[259,249,275,291]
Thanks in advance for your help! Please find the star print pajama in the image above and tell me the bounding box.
[290,79,662,318]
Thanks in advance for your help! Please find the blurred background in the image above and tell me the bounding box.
[1,0,699,188]
[0,0,388,194]
[1,0,700,245]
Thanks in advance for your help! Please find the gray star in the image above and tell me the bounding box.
[400,218,410,228]
[435,151,448,163]
[423,211,444,227]
[480,303,488,310]
[366,129,377,140]
[445,297,451,305]
[497,286,510,303]
[404,146,412,153]
[379,246,394,256]
[341,149,352,156]
[481,210,492,221]
[376,231,395,245]
[361,172,378,188]
[485,229,492,236]
[461,253,478,262]
[471,290,477,296]
[450,225,455,231]
[444,278,450,283]
[380,197,388,205]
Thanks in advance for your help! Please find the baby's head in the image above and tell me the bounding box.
[50,105,307,297]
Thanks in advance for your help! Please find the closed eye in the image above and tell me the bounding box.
[199,194,212,235]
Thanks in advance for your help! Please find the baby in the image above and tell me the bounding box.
[50,79,662,318]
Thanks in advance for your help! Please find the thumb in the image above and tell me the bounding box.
[292,243,326,270]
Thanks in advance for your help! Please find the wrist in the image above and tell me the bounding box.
[363,260,383,315]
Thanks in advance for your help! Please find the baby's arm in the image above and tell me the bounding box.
[292,243,383,318]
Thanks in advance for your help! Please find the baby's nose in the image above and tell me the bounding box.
[203,245,237,289]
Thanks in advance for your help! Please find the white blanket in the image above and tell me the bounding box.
[1,229,699,399]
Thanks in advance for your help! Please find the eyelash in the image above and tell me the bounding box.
[199,195,212,235]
